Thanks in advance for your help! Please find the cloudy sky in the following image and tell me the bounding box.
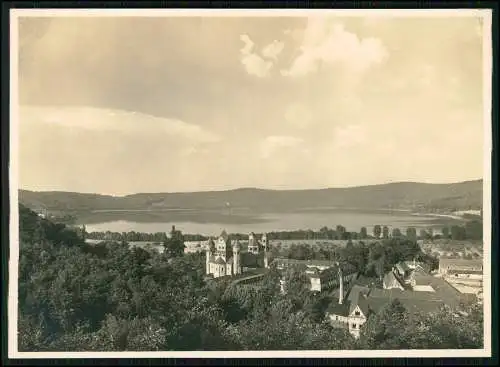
[15,12,488,195]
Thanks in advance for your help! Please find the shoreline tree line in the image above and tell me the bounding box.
[84,220,483,243]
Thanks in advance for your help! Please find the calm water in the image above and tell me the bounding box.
[82,209,454,236]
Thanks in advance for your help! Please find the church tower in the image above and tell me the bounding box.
[261,233,268,252]
[233,240,241,275]
[216,230,230,261]
[205,238,215,274]
[248,232,259,254]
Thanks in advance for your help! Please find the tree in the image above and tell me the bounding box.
[451,225,467,240]
[392,228,402,239]
[358,299,410,349]
[465,220,482,240]
[442,227,450,239]
[406,227,417,242]
[373,225,381,239]
[336,225,346,240]
[419,229,428,240]
[164,237,185,258]
[360,227,368,239]
[382,226,389,239]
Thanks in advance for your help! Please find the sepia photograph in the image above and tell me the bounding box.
[8,8,492,359]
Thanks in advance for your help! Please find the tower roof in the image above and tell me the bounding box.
[220,230,229,242]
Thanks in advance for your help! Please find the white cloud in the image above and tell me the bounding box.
[281,19,388,77]
[261,40,285,61]
[260,135,304,159]
[239,34,273,78]
[20,105,221,144]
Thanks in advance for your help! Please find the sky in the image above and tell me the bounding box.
[15,12,488,195]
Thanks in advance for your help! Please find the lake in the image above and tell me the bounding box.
[80,208,461,236]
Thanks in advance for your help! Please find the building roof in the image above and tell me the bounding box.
[396,262,410,274]
[214,257,227,265]
[326,300,351,316]
[426,277,463,308]
[369,275,465,309]
[439,258,483,269]
[348,290,370,316]
[410,262,431,274]
[447,269,483,275]
[327,288,370,318]
[412,274,434,286]
[366,295,443,315]
[272,258,338,267]
[368,288,442,302]
[348,285,371,299]
[414,264,431,274]
[219,230,229,242]
[383,271,405,289]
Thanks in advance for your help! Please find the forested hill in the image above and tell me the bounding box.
[19,179,482,213]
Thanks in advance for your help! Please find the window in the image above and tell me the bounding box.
[335,316,338,320]
[355,311,360,316]
[352,324,357,329]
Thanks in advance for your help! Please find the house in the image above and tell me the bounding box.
[438,258,483,276]
[308,266,358,292]
[272,258,338,271]
[326,275,371,339]
[272,258,358,293]
[384,260,430,290]
[326,264,471,338]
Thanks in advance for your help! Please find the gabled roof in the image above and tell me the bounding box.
[348,290,369,317]
[348,285,371,300]
[328,289,370,318]
[326,300,351,317]
[215,257,226,265]
[383,271,405,289]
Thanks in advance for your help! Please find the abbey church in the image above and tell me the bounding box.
[205,230,269,278]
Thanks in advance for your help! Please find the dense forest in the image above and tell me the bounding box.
[18,204,483,351]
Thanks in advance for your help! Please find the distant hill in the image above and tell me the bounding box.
[19,180,483,214]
